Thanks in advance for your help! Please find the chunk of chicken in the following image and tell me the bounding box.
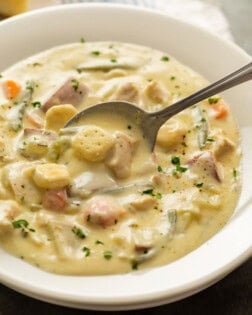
[188,151,223,182]
[0,200,21,234]
[157,121,186,149]
[25,110,43,128]
[105,132,138,179]
[41,78,89,112]
[144,81,169,104]
[2,162,42,204]
[130,195,157,211]
[212,132,235,159]
[69,171,117,198]
[83,195,126,228]
[0,135,14,164]
[47,220,88,259]
[115,82,139,103]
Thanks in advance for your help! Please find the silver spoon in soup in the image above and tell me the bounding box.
[65,62,252,151]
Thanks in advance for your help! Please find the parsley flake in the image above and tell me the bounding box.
[31,101,41,108]
[156,192,162,199]
[207,138,215,142]
[195,182,204,188]
[233,168,238,180]
[208,97,221,104]
[157,165,163,173]
[131,260,138,270]
[161,56,169,62]
[91,51,101,56]
[71,79,79,92]
[82,247,91,257]
[12,219,29,229]
[95,240,104,245]
[103,250,113,260]
[142,188,162,199]
[72,226,86,239]
[176,165,188,173]
[171,156,180,165]
[171,156,187,174]
[142,189,155,196]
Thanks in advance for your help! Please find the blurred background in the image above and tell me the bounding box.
[0,0,251,54]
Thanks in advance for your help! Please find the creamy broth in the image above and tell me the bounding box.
[0,42,240,274]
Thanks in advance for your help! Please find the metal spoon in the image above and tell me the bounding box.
[65,62,252,150]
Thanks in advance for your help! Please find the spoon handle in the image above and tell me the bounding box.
[153,62,252,123]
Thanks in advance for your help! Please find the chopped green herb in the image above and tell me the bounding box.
[26,80,36,94]
[142,188,162,199]
[72,226,86,239]
[71,79,79,92]
[170,76,176,80]
[171,156,180,165]
[131,260,138,270]
[181,141,187,147]
[201,117,206,122]
[29,228,36,233]
[32,62,42,67]
[168,210,177,225]
[95,240,104,245]
[127,125,132,130]
[0,74,2,78]
[80,37,85,43]
[207,138,215,142]
[142,188,155,196]
[171,156,187,174]
[103,250,113,260]
[176,165,188,173]
[208,97,221,104]
[157,165,163,173]
[161,56,169,62]
[31,101,41,108]
[20,196,25,202]
[82,247,91,257]
[233,168,238,180]
[195,182,204,188]
[91,51,101,56]
[12,219,29,229]
[110,58,117,63]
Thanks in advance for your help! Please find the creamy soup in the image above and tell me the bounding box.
[0,42,240,275]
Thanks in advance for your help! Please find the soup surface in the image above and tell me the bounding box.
[0,42,240,275]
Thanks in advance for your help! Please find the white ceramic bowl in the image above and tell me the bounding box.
[0,4,251,311]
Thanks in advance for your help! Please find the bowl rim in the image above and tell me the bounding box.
[0,3,251,310]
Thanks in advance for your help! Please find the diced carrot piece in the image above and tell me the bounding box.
[212,101,229,119]
[3,80,21,100]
